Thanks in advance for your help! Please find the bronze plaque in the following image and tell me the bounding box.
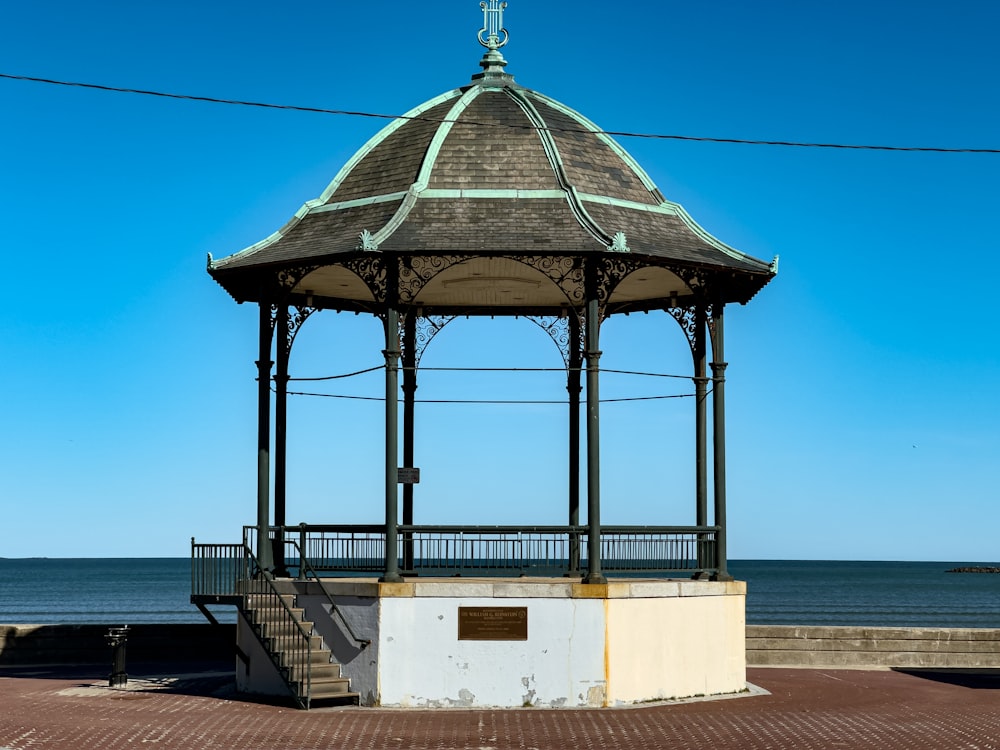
[458,606,528,641]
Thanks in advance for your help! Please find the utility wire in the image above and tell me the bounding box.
[2,72,997,154]
[284,390,699,404]
[285,365,696,381]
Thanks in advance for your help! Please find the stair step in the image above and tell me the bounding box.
[253,608,308,624]
[309,692,361,707]
[257,619,315,637]
[287,663,342,682]
[246,593,296,607]
[261,630,325,651]
[308,677,353,698]
[280,647,335,666]
[240,592,354,706]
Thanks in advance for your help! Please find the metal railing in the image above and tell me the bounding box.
[191,540,248,602]
[190,540,314,709]
[244,524,719,577]
[286,537,371,650]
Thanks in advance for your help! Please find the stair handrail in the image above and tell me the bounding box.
[289,538,372,649]
[242,543,314,709]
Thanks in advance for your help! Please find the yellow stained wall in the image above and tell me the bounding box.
[606,593,746,704]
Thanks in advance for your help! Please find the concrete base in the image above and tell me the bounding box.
[238,577,747,707]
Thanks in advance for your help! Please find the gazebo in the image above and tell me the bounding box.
[194,2,776,708]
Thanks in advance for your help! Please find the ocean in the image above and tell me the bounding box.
[2,558,999,628]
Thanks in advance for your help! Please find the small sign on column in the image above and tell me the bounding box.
[397,467,421,484]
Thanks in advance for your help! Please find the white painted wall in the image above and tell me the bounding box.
[378,595,607,707]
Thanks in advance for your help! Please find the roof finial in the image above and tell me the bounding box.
[473,1,514,83]
[478,1,509,51]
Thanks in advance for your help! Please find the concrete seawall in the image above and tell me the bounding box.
[747,625,1000,668]
[0,624,235,666]
[4,623,998,670]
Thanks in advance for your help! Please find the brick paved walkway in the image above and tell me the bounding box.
[3,665,1000,749]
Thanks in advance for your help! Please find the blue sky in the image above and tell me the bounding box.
[1,1,997,560]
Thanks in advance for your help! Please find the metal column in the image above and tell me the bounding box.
[567,312,582,576]
[710,303,732,581]
[401,312,417,573]
[256,301,274,572]
[273,304,289,575]
[583,287,606,585]
[694,303,710,574]
[382,305,403,583]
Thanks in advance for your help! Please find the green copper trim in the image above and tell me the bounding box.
[419,188,566,199]
[413,87,483,192]
[576,196,773,272]
[211,90,463,268]
[367,87,486,248]
[503,87,611,247]
[577,193,678,215]
[316,89,463,204]
[528,90,662,197]
[310,191,410,214]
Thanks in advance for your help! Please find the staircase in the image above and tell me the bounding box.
[242,592,357,708]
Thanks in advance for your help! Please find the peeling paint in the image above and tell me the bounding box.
[520,675,536,706]
[587,684,607,706]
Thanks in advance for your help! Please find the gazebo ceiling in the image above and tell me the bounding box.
[208,42,777,312]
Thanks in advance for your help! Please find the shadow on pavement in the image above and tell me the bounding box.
[893,668,1000,689]
[0,660,235,699]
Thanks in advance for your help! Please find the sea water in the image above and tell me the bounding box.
[2,557,999,627]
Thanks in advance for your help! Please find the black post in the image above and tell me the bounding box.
[710,303,732,581]
[583,270,606,585]
[273,304,289,576]
[567,312,582,576]
[402,312,417,573]
[694,303,710,576]
[106,626,129,688]
[382,304,403,583]
[256,301,274,572]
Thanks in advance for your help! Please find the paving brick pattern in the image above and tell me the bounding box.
[3,667,1000,749]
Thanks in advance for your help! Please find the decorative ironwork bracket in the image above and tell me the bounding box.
[285,305,317,352]
[407,315,458,367]
[525,315,577,368]
[341,256,388,303]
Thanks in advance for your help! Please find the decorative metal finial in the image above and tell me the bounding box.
[478,1,509,51]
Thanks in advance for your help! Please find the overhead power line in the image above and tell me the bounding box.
[285,390,699,404]
[2,72,997,154]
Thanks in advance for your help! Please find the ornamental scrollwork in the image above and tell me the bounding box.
[399,255,467,304]
[413,315,457,367]
[276,265,320,291]
[608,231,631,253]
[341,256,388,303]
[357,228,379,252]
[515,256,585,306]
[668,303,713,360]
[525,315,573,367]
[595,256,643,308]
[286,305,317,351]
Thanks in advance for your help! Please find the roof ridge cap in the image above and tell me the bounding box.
[504,88,612,247]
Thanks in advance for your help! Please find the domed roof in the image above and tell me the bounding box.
[210,42,776,311]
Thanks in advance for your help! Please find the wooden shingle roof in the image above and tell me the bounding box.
[209,62,776,309]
